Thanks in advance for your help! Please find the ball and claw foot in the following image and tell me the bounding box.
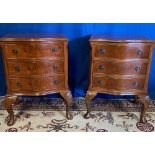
[84,111,91,119]
[5,115,15,126]
[139,95,150,124]
[60,91,73,120]
[3,96,19,126]
[66,112,73,120]
[84,91,97,119]
[140,116,147,124]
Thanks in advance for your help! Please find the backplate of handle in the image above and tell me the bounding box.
[12,48,18,55]
[51,48,57,53]
[98,80,104,86]
[137,49,143,55]
[135,65,141,72]
[53,80,59,85]
[99,48,105,54]
[17,82,22,88]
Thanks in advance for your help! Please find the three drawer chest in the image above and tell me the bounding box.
[0,33,155,126]
[0,34,73,126]
[84,35,155,122]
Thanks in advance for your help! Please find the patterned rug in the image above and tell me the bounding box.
[0,97,155,132]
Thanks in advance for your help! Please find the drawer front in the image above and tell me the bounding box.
[94,44,150,59]
[93,60,148,75]
[7,60,64,76]
[92,76,145,91]
[9,75,65,92]
[4,43,64,58]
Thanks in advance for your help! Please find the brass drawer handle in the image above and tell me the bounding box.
[53,80,59,85]
[17,82,22,88]
[12,48,18,55]
[15,66,20,72]
[51,48,57,53]
[132,81,140,87]
[98,80,104,86]
[98,48,105,54]
[53,64,58,70]
[137,49,143,55]
[135,65,141,72]
[98,65,104,70]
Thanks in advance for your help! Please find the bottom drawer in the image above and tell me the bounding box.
[9,75,65,93]
[92,76,145,91]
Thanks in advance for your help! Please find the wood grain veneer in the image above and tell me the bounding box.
[0,34,73,126]
[84,34,155,123]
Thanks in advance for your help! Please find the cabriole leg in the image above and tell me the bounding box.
[60,91,73,120]
[84,91,97,119]
[138,95,150,123]
[3,96,19,126]
[134,95,139,104]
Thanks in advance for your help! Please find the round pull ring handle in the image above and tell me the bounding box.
[99,48,105,54]
[53,80,59,85]
[51,48,57,53]
[98,65,104,70]
[133,81,140,87]
[15,66,20,72]
[12,48,18,55]
[135,65,141,72]
[137,50,143,55]
[98,80,104,86]
[17,82,22,88]
[53,64,58,70]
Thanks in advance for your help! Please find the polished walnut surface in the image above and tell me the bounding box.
[4,43,65,58]
[0,33,73,126]
[1,34,68,95]
[90,34,154,42]
[88,35,154,95]
[0,33,68,41]
[94,44,150,59]
[85,34,155,122]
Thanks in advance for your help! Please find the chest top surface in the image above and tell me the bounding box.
[90,34,155,43]
[0,33,68,42]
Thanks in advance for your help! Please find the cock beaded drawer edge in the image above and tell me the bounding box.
[0,34,73,126]
[84,35,155,123]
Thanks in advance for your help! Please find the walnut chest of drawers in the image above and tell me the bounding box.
[84,34,155,122]
[0,34,73,126]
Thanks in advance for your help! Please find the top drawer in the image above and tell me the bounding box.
[4,42,64,59]
[93,44,150,59]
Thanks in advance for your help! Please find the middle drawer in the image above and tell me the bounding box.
[7,60,64,77]
[93,60,148,75]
